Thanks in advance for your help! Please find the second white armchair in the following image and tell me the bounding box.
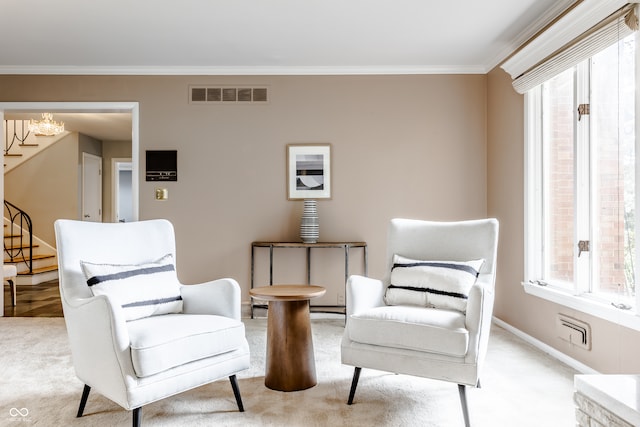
[341,218,499,427]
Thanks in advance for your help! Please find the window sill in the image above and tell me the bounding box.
[522,281,640,332]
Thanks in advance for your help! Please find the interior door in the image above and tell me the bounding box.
[113,159,133,222]
[82,152,102,222]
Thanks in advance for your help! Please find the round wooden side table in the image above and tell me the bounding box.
[249,284,326,391]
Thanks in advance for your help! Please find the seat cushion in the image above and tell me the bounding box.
[348,305,469,357]
[3,264,17,278]
[127,313,246,378]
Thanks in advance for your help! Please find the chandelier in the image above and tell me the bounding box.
[28,113,65,136]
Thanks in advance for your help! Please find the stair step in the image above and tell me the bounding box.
[5,243,40,250]
[18,265,58,275]
[5,254,55,263]
[4,153,22,157]
[19,143,39,147]
[4,233,23,238]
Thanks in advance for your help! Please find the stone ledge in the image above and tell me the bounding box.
[574,392,634,427]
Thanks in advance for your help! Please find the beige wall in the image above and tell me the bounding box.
[0,74,488,307]
[487,66,640,373]
[5,133,80,245]
[5,131,130,252]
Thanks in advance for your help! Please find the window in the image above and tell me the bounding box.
[525,33,638,321]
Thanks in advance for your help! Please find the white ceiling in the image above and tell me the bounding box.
[1,0,568,75]
[1,0,571,140]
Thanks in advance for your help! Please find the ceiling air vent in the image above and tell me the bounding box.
[189,85,269,104]
[223,88,237,102]
[238,88,252,102]
[253,88,268,102]
[207,88,221,102]
[191,88,206,102]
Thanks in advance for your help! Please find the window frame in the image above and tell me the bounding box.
[523,39,640,330]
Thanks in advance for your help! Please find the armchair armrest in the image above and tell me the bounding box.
[181,278,241,320]
[464,277,495,364]
[465,277,494,330]
[62,293,133,396]
[346,275,386,317]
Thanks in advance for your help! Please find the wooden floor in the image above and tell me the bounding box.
[3,280,63,317]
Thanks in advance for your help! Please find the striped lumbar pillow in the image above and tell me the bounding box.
[384,254,484,312]
[80,254,183,321]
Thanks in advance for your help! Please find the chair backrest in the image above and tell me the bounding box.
[55,219,177,304]
[384,218,499,287]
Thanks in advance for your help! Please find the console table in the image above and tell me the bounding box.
[250,241,368,318]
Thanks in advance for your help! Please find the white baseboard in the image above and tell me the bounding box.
[492,316,599,375]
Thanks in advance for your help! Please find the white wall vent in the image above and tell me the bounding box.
[557,314,591,350]
[189,85,269,104]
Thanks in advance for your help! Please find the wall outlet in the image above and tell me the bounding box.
[337,293,345,305]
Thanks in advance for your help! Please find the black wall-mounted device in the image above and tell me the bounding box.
[146,150,177,181]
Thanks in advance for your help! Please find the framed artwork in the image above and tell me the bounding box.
[286,143,331,200]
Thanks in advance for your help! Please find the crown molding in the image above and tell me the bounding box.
[0,64,487,76]
[483,0,578,72]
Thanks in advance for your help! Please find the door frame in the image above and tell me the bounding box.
[112,157,133,222]
[0,101,140,222]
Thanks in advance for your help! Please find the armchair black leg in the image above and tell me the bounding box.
[77,384,91,418]
[229,375,244,412]
[8,279,16,306]
[347,367,361,405]
[458,384,471,427]
[132,407,142,427]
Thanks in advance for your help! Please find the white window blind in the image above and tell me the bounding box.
[511,4,637,94]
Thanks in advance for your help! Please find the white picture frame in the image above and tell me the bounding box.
[286,143,331,200]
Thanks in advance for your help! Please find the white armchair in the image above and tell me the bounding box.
[54,219,250,427]
[341,218,499,427]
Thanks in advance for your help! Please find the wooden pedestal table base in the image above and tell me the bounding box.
[249,285,326,391]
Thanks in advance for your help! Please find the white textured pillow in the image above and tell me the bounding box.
[81,254,183,321]
[384,255,484,312]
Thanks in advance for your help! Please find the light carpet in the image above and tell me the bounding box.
[0,317,577,426]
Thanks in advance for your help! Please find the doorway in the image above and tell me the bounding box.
[0,102,140,223]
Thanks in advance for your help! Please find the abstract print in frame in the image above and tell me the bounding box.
[286,143,331,200]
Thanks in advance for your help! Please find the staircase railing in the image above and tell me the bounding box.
[4,119,30,155]
[4,200,33,273]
